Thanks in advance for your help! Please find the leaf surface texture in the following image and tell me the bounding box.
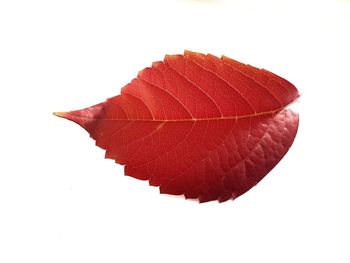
[57,51,299,202]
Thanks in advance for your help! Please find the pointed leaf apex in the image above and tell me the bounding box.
[53,103,105,135]
[53,112,67,118]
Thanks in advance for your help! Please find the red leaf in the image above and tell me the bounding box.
[55,51,299,203]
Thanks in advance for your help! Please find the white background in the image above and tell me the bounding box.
[1,0,350,262]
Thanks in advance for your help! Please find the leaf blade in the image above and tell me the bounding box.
[56,51,299,202]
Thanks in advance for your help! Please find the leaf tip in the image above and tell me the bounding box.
[53,111,67,118]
